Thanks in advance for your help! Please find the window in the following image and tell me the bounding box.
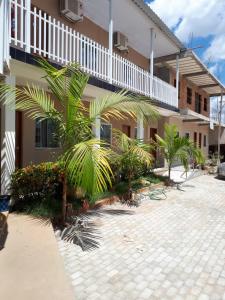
[187,87,192,104]
[204,98,208,111]
[185,132,190,139]
[203,135,207,147]
[174,79,180,99]
[35,118,59,148]
[199,133,202,148]
[194,132,197,146]
[195,93,202,114]
[100,123,112,145]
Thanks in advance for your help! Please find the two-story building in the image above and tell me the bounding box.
[0,0,224,192]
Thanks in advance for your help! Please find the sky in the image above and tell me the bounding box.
[145,0,225,85]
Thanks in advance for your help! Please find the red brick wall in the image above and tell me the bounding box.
[170,71,210,118]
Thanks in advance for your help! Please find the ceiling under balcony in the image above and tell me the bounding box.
[83,0,183,59]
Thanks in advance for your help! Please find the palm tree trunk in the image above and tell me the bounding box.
[62,176,67,225]
[168,164,171,181]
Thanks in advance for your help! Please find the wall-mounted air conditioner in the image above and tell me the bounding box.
[60,0,83,22]
[113,32,128,51]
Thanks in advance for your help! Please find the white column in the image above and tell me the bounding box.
[0,0,4,74]
[1,76,16,194]
[108,0,113,84]
[137,114,144,140]
[0,0,10,74]
[25,0,31,53]
[176,54,180,106]
[150,28,154,96]
[93,116,101,140]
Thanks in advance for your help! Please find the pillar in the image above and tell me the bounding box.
[1,75,16,194]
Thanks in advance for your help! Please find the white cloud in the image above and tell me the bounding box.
[148,0,225,63]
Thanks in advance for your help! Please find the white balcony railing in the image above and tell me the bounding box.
[7,0,178,108]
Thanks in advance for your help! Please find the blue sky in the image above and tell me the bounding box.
[145,0,225,85]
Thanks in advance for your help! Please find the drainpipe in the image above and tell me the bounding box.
[108,0,113,84]
[176,54,179,107]
[150,28,154,97]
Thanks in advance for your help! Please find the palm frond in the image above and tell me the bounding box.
[0,83,62,120]
[63,139,113,195]
[89,90,159,123]
[113,129,153,166]
[36,58,89,104]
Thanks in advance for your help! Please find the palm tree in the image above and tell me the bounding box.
[0,58,158,222]
[155,124,205,181]
[113,130,153,198]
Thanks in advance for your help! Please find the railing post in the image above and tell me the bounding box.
[108,0,113,84]
[25,0,31,53]
[1,75,16,194]
[176,54,179,107]
[150,28,154,97]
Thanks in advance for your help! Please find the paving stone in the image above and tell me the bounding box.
[56,175,225,300]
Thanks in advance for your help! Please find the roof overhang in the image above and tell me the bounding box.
[155,51,225,96]
[180,108,210,124]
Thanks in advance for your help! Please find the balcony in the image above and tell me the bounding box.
[4,0,178,108]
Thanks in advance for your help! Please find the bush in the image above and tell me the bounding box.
[11,162,64,203]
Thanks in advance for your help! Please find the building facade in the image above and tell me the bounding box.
[0,0,224,193]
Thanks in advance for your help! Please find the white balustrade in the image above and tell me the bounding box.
[8,0,178,108]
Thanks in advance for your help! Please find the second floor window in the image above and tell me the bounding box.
[187,87,192,104]
[174,79,181,99]
[203,135,207,147]
[35,118,59,148]
[204,98,208,111]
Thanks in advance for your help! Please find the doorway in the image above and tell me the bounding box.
[15,111,22,168]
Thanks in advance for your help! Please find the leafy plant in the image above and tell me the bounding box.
[155,124,205,181]
[112,130,153,197]
[0,58,158,223]
[11,162,64,201]
[10,162,64,219]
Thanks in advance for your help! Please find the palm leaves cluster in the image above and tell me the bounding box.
[155,124,205,179]
[0,58,158,199]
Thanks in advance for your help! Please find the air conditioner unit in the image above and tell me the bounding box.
[60,0,83,22]
[113,32,128,51]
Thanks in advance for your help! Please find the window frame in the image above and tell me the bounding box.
[187,87,192,104]
[204,98,208,112]
[203,135,207,147]
[35,118,60,149]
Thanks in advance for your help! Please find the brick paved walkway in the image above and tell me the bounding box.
[57,175,225,300]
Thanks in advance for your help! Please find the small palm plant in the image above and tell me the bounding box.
[0,58,158,222]
[113,130,153,198]
[155,124,205,181]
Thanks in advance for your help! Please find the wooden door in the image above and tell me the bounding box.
[15,111,22,168]
[122,125,131,137]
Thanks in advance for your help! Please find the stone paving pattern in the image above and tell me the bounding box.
[57,175,225,300]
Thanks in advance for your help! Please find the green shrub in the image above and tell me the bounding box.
[11,162,64,202]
